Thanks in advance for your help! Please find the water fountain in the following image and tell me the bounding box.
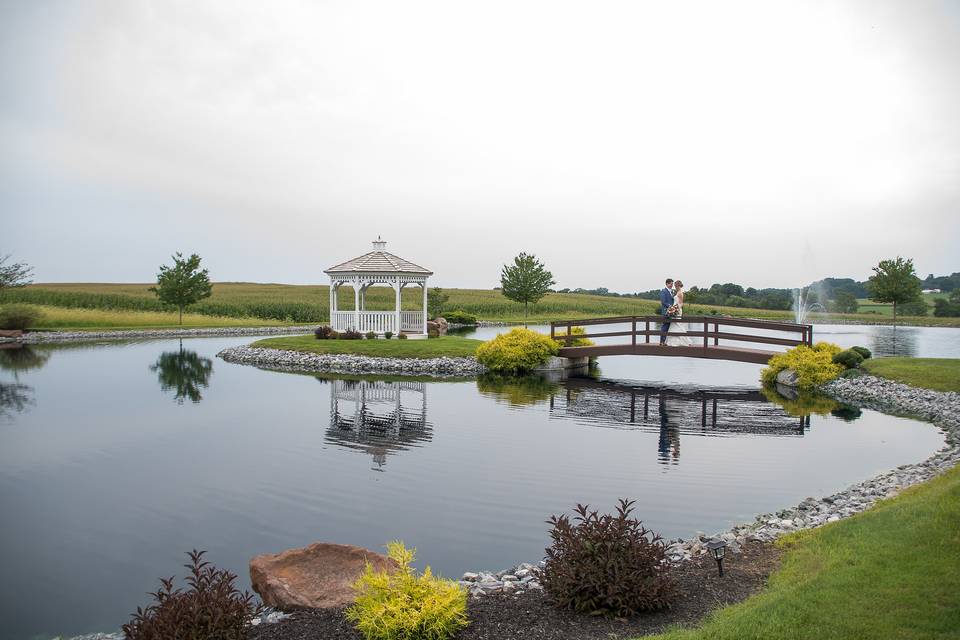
[793,287,826,325]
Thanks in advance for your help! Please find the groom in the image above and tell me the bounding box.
[659,278,674,345]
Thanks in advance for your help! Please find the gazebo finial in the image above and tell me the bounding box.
[373,236,386,251]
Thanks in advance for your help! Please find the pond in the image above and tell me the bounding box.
[0,324,954,640]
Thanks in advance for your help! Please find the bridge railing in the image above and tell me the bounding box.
[549,315,814,350]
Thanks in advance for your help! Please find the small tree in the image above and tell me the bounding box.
[427,287,449,320]
[500,252,555,320]
[0,254,34,290]
[830,291,859,314]
[866,256,922,326]
[150,253,213,325]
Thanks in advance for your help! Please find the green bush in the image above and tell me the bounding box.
[384,331,393,340]
[475,328,558,373]
[345,541,468,640]
[341,329,363,340]
[443,310,478,325]
[900,298,929,316]
[315,326,335,340]
[552,325,595,347]
[365,331,377,340]
[0,304,43,330]
[761,385,841,417]
[761,342,844,390]
[851,345,871,360]
[541,499,677,616]
[833,348,865,369]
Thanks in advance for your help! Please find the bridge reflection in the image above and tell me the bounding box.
[549,378,815,465]
[323,378,432,470]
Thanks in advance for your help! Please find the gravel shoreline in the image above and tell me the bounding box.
[217,345,487,377]
[2,326,315,344]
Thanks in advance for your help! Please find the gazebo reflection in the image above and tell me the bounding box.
[324,378,432,470]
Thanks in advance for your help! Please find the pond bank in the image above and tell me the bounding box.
[1,326,314,344]
[218,345,486,377]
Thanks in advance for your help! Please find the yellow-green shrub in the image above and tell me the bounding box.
[475,328,558,373]
[345,541,468,640]
[552,326,595,347]
[476,373,559,406]
[761,385,840,417]
[761,342,844,390]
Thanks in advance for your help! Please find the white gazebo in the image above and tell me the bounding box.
[325,238,432,337]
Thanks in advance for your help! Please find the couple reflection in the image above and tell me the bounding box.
[150,341,213,404]
[657,392,681,465]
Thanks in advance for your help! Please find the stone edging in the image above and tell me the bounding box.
[217,345,487,377]
[461,374,960,596]
[2,326,316,344]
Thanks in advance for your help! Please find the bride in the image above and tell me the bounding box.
[665,280,694,346]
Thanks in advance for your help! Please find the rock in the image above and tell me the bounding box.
[249,542,398,610]
[461,572,479,581]
[776,369,800,387]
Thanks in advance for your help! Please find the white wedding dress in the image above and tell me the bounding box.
[665,292,694,346]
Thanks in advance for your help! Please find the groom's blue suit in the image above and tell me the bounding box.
[659,287,674,345]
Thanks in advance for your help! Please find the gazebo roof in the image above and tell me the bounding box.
[324,238,433,276]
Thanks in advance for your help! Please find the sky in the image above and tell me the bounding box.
[2,0,958,291]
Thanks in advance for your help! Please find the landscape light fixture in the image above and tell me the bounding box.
[706,538,727,577]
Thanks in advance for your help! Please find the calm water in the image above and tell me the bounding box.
[0,324,954,639]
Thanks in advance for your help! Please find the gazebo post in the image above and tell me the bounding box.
[328,281,335,328]
[354,281,360,332]
[394,278,401,335]
[421,283,428,335]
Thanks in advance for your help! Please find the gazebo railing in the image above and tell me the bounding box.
[401,311,421,332]
[331,310,423,334]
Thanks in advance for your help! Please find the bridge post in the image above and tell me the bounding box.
[550,322,555,341]
[808,326,814,346]
[714,322,719,346]
[632,317,637,348]
[703,321,708,348]
[645,320,650,344]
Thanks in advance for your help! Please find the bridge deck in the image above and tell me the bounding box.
[557,343,777,364]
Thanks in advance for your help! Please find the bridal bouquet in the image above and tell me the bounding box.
[666,304,681,318]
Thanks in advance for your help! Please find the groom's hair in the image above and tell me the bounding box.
[665,278,673,285]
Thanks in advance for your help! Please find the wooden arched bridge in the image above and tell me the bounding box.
[550,316,813,364]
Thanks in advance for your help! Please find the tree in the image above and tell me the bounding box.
[933,290,960,318]
[899,298,928,317]
[830,291,859,314]
[0,254,34,290]
[866,256,922,326]
[500,252,555,320]
[149,253,213,325]
[427,287,449,319]
[150,344,213,403]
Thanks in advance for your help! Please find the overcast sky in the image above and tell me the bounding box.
[2,0,958,291]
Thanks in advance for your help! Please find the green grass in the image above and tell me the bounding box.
[861,357,960,393]
[21,304,288,330]
[855,292,946,317]
[642,464,960,640]
[251,334,483,358]
[4,283,959,326]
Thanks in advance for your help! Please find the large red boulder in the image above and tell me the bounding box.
[250,542,398,610]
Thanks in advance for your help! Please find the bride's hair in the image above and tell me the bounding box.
[674,279,683,289]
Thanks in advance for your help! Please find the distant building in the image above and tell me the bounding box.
[922,288,941,294]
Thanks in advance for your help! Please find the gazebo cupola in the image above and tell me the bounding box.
[324,238,433,337]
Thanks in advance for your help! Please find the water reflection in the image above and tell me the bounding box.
[0,381,34,419]
[324,377,432,470]
[870,325,918,357]
[0,344,50,378]
[476,373,560,407]
[149,342,214,404]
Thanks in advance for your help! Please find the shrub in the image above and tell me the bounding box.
[0,304,43,330]
[341,329,363,340]
[329,329,340,340]
[122,550,263,640]
[443,310,478,325]
[760,342,844,390]
[541,499,677,616]
[552,326,595,347]
[365,331,377,340]
[398,333,408,340]
[832,348,865,369]
[851,345,871,360]
[475,328,558,374]
[476,373,559,406]
[315,325,335,340]
[384,331,393,340]
[345,541,468,640]
[839,367,864,379]
[761,385,840,417]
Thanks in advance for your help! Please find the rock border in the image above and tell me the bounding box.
[2,326,316,344]
[218,345,487,377]
[462,373,960,594]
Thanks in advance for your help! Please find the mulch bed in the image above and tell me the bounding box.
[248,541,781,640]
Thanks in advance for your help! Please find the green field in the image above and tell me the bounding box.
[251,334,482,358]
[2,283,959,327]
[18,304,289,331]
[862,357,960,393]
[855,292,946,317]
[643,463,960,640]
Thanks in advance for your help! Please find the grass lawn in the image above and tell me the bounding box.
[251,334,483,358]
[642,464,960,639]
[22,304,289,330]
[9,282,960,326]
[862,357,960,393]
